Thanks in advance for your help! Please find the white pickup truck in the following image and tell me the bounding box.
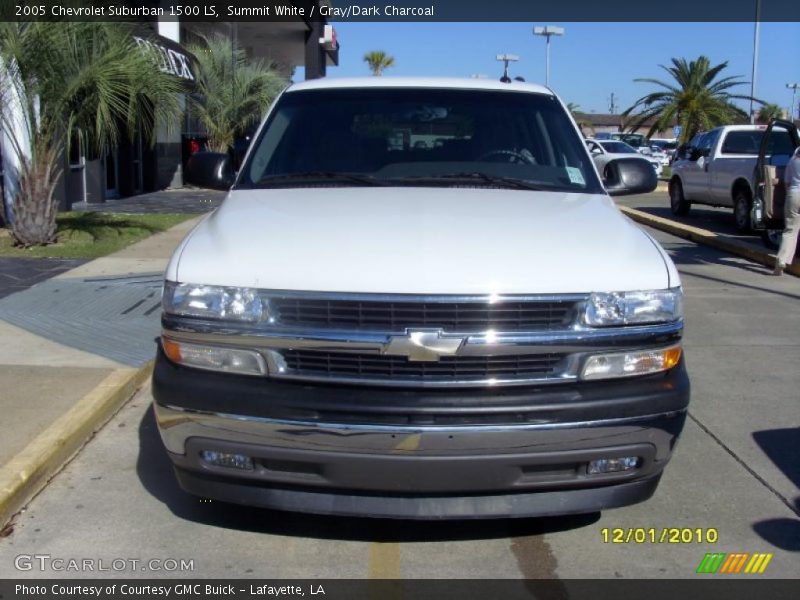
[669,124,797,232]
[155,78,688,519]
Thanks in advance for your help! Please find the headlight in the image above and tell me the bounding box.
[584,288,682,327]
[162,281,265,322]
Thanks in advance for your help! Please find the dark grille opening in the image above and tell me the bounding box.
[281,350,567,381]
[272,299,577,332]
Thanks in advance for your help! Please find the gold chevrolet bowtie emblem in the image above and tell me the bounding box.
[383,329,466,362]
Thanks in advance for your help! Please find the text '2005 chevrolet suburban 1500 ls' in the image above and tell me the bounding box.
[153,78,689,519]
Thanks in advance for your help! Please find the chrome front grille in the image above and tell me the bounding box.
[162,290,683,389]
[271,297,578,332]
[278,349,569,386]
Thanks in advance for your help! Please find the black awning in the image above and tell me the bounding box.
[130,28,198,90]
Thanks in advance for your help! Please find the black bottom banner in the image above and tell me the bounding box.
[1,579,799,600]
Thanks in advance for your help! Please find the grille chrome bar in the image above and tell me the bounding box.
[283,349,566,378]
[271,297,578,333]
[265,348,580,388]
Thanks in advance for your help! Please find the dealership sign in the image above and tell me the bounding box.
[133,36,195,81]
[319,24,338,52]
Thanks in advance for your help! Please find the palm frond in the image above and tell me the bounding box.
[622,54,757,143]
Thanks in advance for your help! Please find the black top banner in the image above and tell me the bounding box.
[1,0,800,22]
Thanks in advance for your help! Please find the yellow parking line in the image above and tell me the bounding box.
[368,542,401,579]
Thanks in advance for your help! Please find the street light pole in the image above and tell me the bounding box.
[495,54,519,83]
[787,83,799,120]
[749,0,761,124]
[533,26,565,88]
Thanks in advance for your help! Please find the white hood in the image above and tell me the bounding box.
[168,187,675,295]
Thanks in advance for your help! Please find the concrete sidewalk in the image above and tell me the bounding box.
[0,215,203,529]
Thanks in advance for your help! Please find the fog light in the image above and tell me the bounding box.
[581,345,681,380]
[161,338,267,376]
[200,450,254,471]
[588,456,640,474]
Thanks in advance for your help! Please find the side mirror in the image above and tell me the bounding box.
[603,157,658,197]
[184,152,235,191]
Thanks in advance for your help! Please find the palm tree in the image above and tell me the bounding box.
[566,102,591,136]
[622,56,758,144]
[187,33,287,154]
[757,103,783,124]
[566,102,581,114]
[0,22,183,246]
[363,51,395,76]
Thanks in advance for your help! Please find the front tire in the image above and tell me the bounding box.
[733,190,752,233]
[669,179,690,216]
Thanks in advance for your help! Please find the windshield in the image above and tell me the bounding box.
[600,141,638,154]
[238,88,603,193]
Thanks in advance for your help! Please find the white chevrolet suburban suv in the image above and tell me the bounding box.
[154,78,688,519]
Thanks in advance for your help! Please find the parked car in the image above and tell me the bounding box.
[669,124,796,231]
[610,132,647,149]
[155,77,686,520]
[649,138,678,160]
[639,145,671,166]
[586,138,663,177]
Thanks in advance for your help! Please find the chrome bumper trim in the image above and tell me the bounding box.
[160,403,683,433]
[155,402,686,459]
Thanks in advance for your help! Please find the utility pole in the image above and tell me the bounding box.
[787,83,799,120]
[609,93,617,115]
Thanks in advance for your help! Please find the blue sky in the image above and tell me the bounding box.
[298,22,800,117]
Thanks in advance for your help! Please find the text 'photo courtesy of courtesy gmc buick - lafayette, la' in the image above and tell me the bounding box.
[153,78,689,519]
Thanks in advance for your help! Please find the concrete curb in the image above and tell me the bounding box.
[619,206,800,277]
[0,361,153,528]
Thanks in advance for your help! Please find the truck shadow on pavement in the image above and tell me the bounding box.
[750,428,800,552]
[136,406,599,542]
[663,246,800,301]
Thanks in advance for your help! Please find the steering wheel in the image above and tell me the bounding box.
[477,149,536,164]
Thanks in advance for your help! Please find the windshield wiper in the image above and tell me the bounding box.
[391,172,549,191]
[254,171,389,187]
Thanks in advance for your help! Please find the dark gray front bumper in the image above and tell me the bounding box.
[152,350,689,518]
[173,467,663,520]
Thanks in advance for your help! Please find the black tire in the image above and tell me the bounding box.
[733,189,752,233]
[669,179,690,216]
[762,228,782,250]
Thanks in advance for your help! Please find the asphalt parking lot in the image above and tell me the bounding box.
[0,223,798,580]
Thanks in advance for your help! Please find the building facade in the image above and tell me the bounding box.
[1,1,339,222]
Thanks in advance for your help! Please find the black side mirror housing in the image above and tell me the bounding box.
[184,152,235,191]
[603,157,658,197]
